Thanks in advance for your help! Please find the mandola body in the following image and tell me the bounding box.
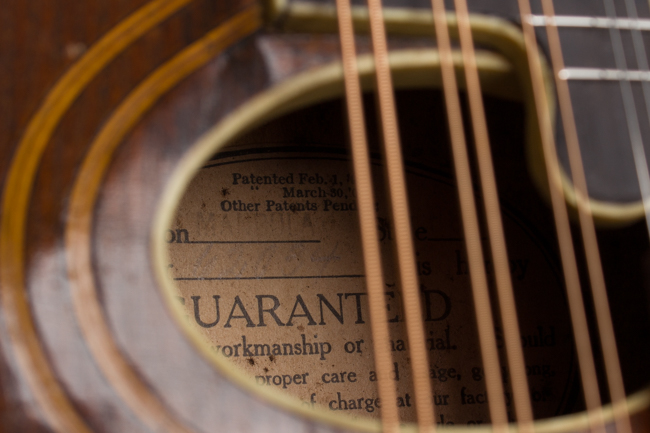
[2,0,650,432]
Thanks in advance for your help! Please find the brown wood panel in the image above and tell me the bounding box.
[2,0,650,431]
[0,2,155,429]
[0,1,260,431]
[0,0,150,184]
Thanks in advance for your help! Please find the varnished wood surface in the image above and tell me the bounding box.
[0,1,265,431]
[2,0,650,432]
[1,1,368,431]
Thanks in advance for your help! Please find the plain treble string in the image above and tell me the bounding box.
[619,0,650,239]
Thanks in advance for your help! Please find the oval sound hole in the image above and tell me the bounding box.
[165,90,650,424]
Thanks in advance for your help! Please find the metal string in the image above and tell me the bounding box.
[334,1,400,431]
[516,1,609,432]
[336,0,439,430]
[451,1,536,431]
[619,0,650,238]
[428,2,509,431]
[365,0,438,429]
[334,1,635,431]
[542,0,633,430]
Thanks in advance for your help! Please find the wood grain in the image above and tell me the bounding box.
[2,0,650,431]
[0,1,257,430]
[65,8,260,433]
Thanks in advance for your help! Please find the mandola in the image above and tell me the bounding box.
[2,0,650,432]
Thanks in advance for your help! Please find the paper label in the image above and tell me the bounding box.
[167,147,574,425]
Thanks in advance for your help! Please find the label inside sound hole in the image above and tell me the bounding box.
[167,148,574,425]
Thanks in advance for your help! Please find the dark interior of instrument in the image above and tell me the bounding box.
[211,88,650,420]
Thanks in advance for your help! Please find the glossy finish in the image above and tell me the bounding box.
[2,0,650,432]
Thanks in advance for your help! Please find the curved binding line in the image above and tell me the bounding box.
[152,47,521,433]
[150,43,650,432]
[265,0,645,227]
[65,8,262,433]
[430,0,510,430]
[0,0,193,431]
[451,0,535,431]
[537,0,632,431]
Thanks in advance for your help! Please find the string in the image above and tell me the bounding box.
[428,2,509,431]
[539,0,633,431]
[618,0,650,239]
[334,2,634,432]
[365,0,438,429]
[516,1,608,432]
[591,0,647,430]
[334,0,400,431]
[451,1,536,431]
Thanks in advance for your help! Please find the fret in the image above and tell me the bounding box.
[558,67,650,81]
[527,14,650,31]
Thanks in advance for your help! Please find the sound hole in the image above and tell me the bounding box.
[164,90,650,424]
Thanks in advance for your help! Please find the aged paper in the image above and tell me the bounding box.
[167,147,574,425]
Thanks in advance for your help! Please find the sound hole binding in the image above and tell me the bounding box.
[151,21,650,430]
